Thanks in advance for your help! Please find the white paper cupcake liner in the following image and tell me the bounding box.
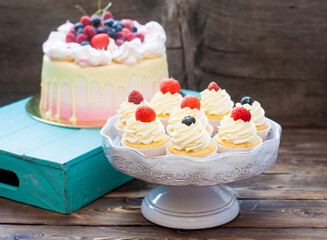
[257,122,271,141]
[208,119,221,136]
[166,142,218,158]
[114,122,124,139]
[158,117,169,129]
[121,140,169,157]
[214,137,263,153]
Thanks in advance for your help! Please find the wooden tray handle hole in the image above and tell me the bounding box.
[0,169,19,190]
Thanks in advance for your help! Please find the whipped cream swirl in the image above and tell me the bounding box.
[217,115,257,144]
[117,101,145,128]
[200,89,234,116]
[113,38,145,65]
[123,117,166,144]
[235,101,265,127]
[150,92,182,116]
[170,120,211,152]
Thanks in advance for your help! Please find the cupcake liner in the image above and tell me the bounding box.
[214,137,263,153]
[166,143,217,158]
[158,117,169,129]
[114,122,124,139]
[257,122,271,141]
[121,140,169,157]
[208,119,221,136]
[207,123,214,137]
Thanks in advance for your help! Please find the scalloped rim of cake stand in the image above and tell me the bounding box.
[26,95,101,129]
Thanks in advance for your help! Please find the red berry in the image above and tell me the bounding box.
[66,33,76,43]
[115,39,125,46]
[207,81,220,91]
[135,106,156,123]
[181,95,201,110]
[80,16,91,26]
[160,78,181,95]
[91,33,109,50]
[83,25,96,39]
[126,33,136,42]
[69,27,76,34]
[116,31,125,41]
[136,33,145,43]
[103,11,113,20]
[230,107,251,122]
[76,33,88,44]
[122,27,132,35]
[121,19,134,27]
[128,90,144,104]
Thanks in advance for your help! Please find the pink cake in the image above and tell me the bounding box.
[40,11,168,127]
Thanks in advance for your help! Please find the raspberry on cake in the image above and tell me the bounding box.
[167,95,213,136]
[200,81,234,135]
[40,5,168,127]
[213,107,262,153]
[121,105,169,157]
[115,90,146,138]
[235,96,271,141]
[149,78,183,127]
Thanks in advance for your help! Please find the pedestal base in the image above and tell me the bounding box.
[141,185,239,229]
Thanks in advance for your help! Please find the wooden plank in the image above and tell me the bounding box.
[1,226,327,240]
[1,196,327,228]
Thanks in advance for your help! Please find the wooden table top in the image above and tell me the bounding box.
[1,127,326,239]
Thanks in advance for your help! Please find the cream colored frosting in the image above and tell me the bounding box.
[170,120,211,152]
[217,115,257,144]
[150,92,182,116]
[123,117,167,144]
[117,101,145,128]
[235,101,265,127]
[42,20,166,66]
[167,107,210,132]
[200,89,234,116]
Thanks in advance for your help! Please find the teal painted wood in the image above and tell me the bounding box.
[0,98,132,213]
[180,89,201,98]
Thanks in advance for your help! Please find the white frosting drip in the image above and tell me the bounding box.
[42,20,166,66]
[236,101,266,127]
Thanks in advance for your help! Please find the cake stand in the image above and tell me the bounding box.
[101,115,282,229]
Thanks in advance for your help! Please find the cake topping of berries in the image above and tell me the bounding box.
[181,95,201,110]
[207,82,220,92]
[241,96,254,105]
[230,107,251,122]
[128,90,144,105]
[182,116,196,126]
[91,33,109,49]
[135,106,156,123]
[160,79,181,95]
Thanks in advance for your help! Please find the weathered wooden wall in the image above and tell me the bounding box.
[0,0,326,124]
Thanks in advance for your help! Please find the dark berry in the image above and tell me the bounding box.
[74,22,84,31]
[241,96,254,105]
[182,116,196,126]
[104,18,115,27]
[91,17,101,27]
[107,28,117,38]
[131,26,137,33]
[83,25,96,38]
[76,33,88,44]
[112,21,124,32]
[81,41,90,46]
[80,16,91,26]
[97,26,109,34]
[75,28,84,36]
[116,31,125,41]
[103,11,113,20]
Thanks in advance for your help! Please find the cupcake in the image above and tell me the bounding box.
[121,105,169,157]
[115,90,145,139]
[236,96,271,141]
[213,107,262,153]
[167,94,213,136]
[150,78,182,127]
[200,81,234,135]
[167,116,217,157]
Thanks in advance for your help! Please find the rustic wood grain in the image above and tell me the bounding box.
[1,226,327,240]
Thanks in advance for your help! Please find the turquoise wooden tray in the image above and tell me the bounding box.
[0,98,132,214]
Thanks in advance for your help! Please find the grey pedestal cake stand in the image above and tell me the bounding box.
[101,115,282,230]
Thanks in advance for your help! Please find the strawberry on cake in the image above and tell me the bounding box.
[40,6,168,127]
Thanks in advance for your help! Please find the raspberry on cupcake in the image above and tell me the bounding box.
[167,116,217,157]
[115,90,145,138]
[167,94,213,136]
[200,81,234,135]
[121,105,169,157]
[235,96,271,141]
[150,78,183,127]
[213,107,262,153]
